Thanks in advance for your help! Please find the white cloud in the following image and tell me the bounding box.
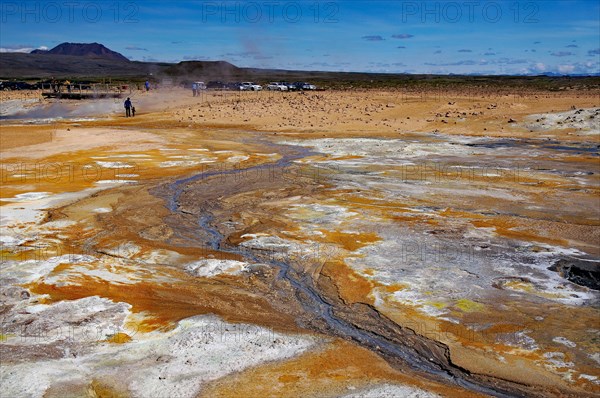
[0,45,48,53]
[558,64,575,74]
[0,47,33,53]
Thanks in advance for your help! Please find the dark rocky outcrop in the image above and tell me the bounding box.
[549,258,599,290]
[31,42,129,62]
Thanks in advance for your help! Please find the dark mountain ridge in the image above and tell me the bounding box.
[0,43,597,90]
[30,42,129,62]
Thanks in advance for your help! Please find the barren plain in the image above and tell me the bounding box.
[1,87,599,397]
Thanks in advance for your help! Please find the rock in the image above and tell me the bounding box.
[1,286,31,301]
[548,259,599,290]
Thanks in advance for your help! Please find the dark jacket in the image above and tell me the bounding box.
[124,99,132,108]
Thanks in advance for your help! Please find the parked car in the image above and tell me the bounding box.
[194,81,207,90]
[0,81,37,90]
[267,82,288,91]
[207,81,228,90]
[279,82,297,91]
[240,82,262,91]
[227,82,243,90]
[292,82,317,90]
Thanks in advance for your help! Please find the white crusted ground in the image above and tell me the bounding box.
[342,383,441,398]
[0,315,319,398]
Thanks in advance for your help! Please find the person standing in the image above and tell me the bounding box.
[145,80,150,91]
[192,82,198,97]
[124,97,132,117]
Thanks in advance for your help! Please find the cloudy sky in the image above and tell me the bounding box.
[1,0,599,75]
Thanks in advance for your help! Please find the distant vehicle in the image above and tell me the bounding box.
[240,82,262,91]
[267,82,288,91]
[207,81,228,90]
[227,82,242,90]
[279,82,297,91]
[194,81,207,90]
[293,82,317,90]
[0,81,37,90]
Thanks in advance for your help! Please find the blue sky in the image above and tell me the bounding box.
[1,0,599,75]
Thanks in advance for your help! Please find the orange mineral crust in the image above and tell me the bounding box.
[2,88,599,397]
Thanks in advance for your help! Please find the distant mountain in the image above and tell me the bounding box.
[0,53,166,78]
[2,50,599,89]
[0,54,242,79]
[30,42,129,62]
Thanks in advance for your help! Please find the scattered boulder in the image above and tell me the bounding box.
[548,259,599,291]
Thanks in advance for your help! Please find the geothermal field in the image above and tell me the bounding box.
[0,87,599,397]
